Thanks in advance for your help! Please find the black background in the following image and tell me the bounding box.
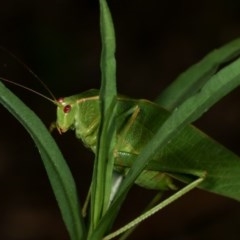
[1,0,240,239]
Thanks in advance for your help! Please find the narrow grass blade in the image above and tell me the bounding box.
[156,38,240,110]
[0,82,85,240]
[90,0,117,236]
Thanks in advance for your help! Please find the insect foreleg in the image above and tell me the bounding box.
[103,175,205,240]
[49,122,57,132]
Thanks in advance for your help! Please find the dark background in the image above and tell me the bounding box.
[1,0,240,239]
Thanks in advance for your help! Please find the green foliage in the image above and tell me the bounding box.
[0,82,85,240]
[90,0,117,235]
[1,0,240,239]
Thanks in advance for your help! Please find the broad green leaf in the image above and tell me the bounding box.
[156,38,240,110]
[0,82,85,240]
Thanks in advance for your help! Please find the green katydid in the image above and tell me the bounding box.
[0,50,179,192]
[51,85,240,239]
[0,74,205,234]
[50,88,206,238]
[52,89,178,191]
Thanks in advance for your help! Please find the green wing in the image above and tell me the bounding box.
[114,97,240,201]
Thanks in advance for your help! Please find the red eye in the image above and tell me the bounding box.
[63,105,71,113]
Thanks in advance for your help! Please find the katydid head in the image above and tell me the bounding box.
[0,75,78,135]
[0,49,100,141]
[54,89,100,150]
[55,96,79,134]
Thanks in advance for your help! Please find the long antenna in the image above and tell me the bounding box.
[0,77,57,105]
[0,46,57,101]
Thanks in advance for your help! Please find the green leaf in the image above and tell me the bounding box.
[90,0,117,237]
[0,82,85,240]
[156,38,240,110]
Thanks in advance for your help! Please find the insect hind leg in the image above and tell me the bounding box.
[115,105,140,151]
